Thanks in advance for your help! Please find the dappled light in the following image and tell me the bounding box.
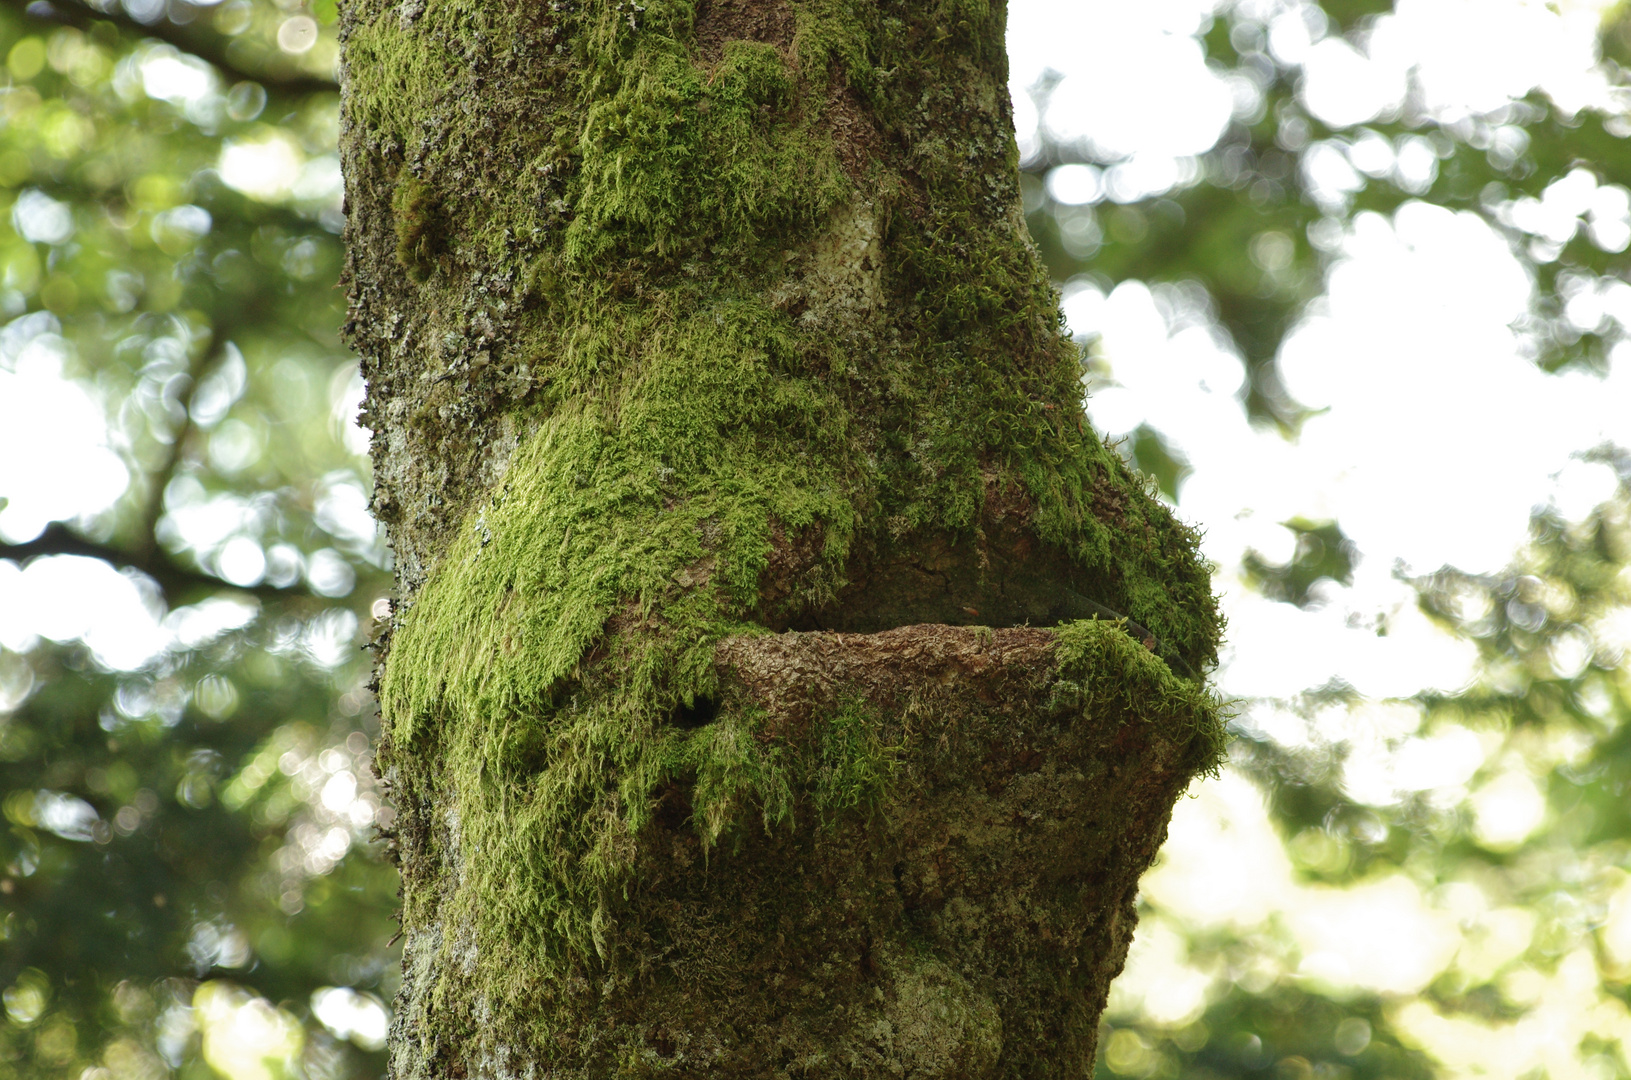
[192,982,303,1080]
[0,0,390,1074]
[1005,0,1631,1077]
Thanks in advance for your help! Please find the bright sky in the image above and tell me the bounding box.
[1012,0,1628,701]
[1005,0,1631,1065]
[2,0,1630,1066]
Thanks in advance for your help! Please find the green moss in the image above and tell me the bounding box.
[384,612,1221,1060]
[348,0,1227,1066]
[380,296,859,959]
[790,0,875,91]
[812,696,900,822]
[382,297,851,733]
[392,173,441,281]
[1051,619,1228,776]
[566,35,848,266]
[342,12,460,154]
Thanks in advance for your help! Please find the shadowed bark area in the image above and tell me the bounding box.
[391,624,1217,1078]
[339,0,1225,1075]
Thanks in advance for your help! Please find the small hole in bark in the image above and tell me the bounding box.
[653,781,693,830]
[672,695,719,729]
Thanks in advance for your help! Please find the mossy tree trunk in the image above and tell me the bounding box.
[339,0,1224,1075]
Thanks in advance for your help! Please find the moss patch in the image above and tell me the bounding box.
[343,0,1227,1073]
[383,623,1221,1076]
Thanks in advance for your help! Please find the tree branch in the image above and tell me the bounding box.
[7,0,337,95]
[0,522,322,606]
[26,173,342,244]
[131,324,245,563]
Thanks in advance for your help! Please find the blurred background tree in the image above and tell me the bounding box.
[0,1,395,1077]
[0,1,1627,1079]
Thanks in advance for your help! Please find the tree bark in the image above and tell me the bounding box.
[339,0,1224,1076]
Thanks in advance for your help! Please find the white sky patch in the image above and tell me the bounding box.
[1009,0,1232,202]
[1469,768,1549,850]
[0,317,127,544]
[1140,769,1297,932]
[1290,875,1460,995]
[1040,36,1233,160]
[138,46,217,106]
[1500,167,1631,257]
[163,596,258,652]
[1301,140,1367,211]
[1007,0,1222,82]
[315,474,379,549]
[216,535,267,587]
[0,556,166,671]
[310,987,389,1051]
[1592,603,1631,668]
[1047,163,1103,206]
[1272,0,1619,128]
[0,563,36,655]
[219,133,306,202]
[1277,204,1552,573]
[1067,194,1627,697]
[193,982,304,1080]
[1134,768,1466,998]
[158,475,273,562]
[330,366,372,458]
[12,189,74,245]
[1371,0,1619,121]
[1339,722,1488,807]
[1108,917,1214,1026]
[1298,36,1408,128]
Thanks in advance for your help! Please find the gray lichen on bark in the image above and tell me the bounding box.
[339,0,1226,1075]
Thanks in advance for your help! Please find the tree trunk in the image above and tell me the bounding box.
[339,0,1224,1076]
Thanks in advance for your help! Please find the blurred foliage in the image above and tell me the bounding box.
[1014,2,1631,1079]
[1242,518,1357,608]
[1171,493,1631,1080]
[0,0,1629,1079]
[0,0,394,1078]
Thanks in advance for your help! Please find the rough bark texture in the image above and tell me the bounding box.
[339,0,1225,1076]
